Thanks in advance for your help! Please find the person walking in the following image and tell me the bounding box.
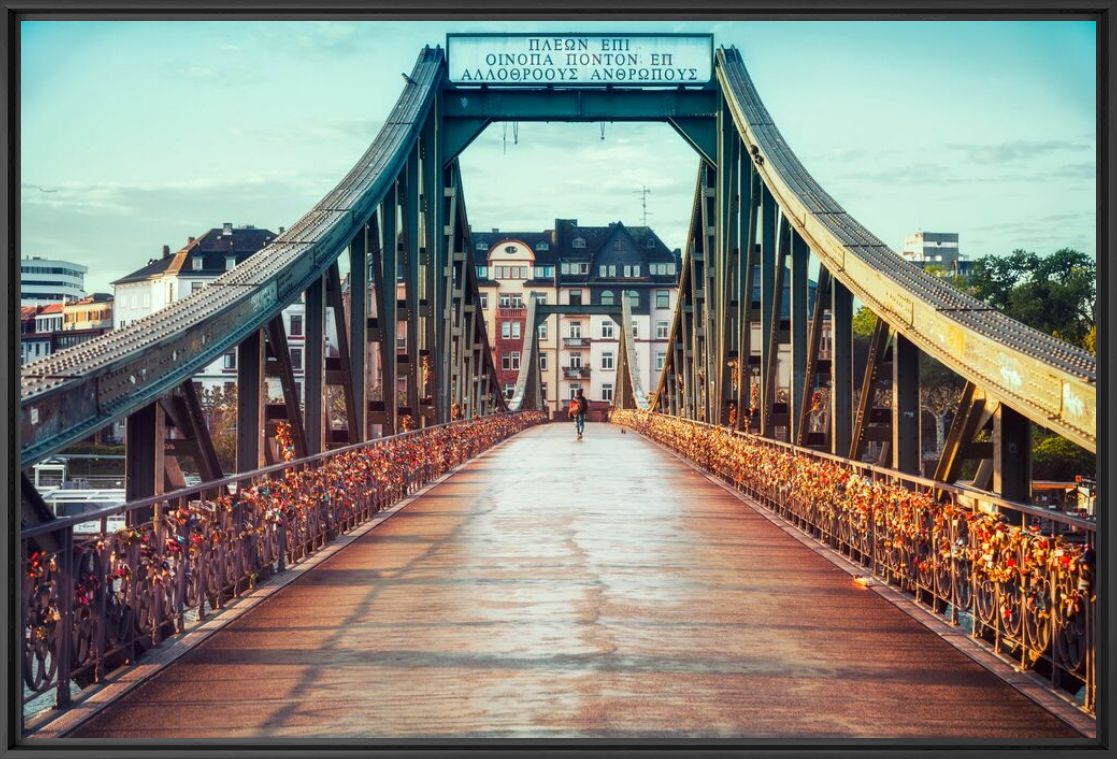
[569,388,590,439]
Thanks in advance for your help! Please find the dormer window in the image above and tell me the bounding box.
[225,255,236,271]
[646,238,655,248]
[192,257,204,271]
[572,237,586,249]
[536,242,549,251]
[475,241,487,251]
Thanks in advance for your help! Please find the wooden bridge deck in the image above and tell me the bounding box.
[69,423,1081,740]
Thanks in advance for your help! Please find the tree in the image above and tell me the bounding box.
[198,384,238,473]
[964,248,1096,347]
[1032,434,1095,481]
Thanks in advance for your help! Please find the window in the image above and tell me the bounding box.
[646,238,656,249]
[479,293,488,309]
[569,384,581,399]
[290,347,303,371]
[656,320,669,339]
[510,294,524,308]
[504,384,515,398]
[570,321,582,338]
[601,352,614,370]
[504,245,517,254]
[223,351,236,370]
[599,265,608,277]
[499,293,511,308]
[511,322,521,339]
[536,241,550,251]
[578,263,590,275]
[192,257,203,271]
[601,383,614,402]
[540,353,548,370]
[614,239,624,251]
[536,294,548,305]
[656,290,670,309]
[541,382,548,400]
[569,290,582,306]
[627,290,640,307]
[632,322,639,338]
[510,352,521,370]
[533,266,553,278]
[476,266,488,279]
[290,314,304,337]
[656,350,666,370]
[502,322,511,339]
[538,322,548,339]
[502,351,512,370]
[476,241,488,251]
[226,255,236,271]
[573,237,586,249]
[601,321,614,339]
[667,262,676,275]
[190,281,204,294]
[601,291,615,305]
[560,263,571,275]
[570,353,582,368]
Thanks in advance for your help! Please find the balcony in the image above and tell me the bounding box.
[563,336,589,348]
[563,365,591,379]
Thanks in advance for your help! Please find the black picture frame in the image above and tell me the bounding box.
[2,1,1113,757]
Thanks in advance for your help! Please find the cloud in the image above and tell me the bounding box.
[946,139,1091,164]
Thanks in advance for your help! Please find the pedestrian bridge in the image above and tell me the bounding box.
[37,423,1084,740]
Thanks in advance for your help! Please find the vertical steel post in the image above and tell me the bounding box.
[402,150,421,417]
[305,276,325,455]
[349,224,369,440]
[757,185,776,437]
[380,187,398,435]
[788,233,809,443]
[892,332,922,475]
[993,405,1032,502]
[236,329,265,474]
[124,401,165,524]
[421,109,444,423]
[830,280,853,456]
[762,211,789,438]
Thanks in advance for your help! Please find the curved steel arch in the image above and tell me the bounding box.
[654,47,1095,454]
[20,46,506,468]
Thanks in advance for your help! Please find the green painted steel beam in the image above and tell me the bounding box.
[442,87,718,122]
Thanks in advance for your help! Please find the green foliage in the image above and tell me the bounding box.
[1032,434,1095,481]
[851,306,877,339]
[964,248,1096,346]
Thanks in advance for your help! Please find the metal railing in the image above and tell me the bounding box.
[20,411,545,731]
[612,410,1096,714]
[563,365,591,379]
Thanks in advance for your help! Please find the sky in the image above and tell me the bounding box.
[21,20,1096,295]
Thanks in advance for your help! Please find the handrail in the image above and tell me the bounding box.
[22,416,514,541]
[647,413,1094,533]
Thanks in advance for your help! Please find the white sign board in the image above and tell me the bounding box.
[447,34,713,87]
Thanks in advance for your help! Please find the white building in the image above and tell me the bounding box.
[113,223,340,400]
[902,231,961,266]
[21,256,87,306]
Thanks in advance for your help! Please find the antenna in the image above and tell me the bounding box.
[634,185,652,226]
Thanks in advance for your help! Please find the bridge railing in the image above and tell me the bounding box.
[19,411,545,732]
[611,410,1095,714]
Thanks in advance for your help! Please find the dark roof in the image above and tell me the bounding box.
[67,292,113,305]
[470,219,680,285]
[113,225,277,285]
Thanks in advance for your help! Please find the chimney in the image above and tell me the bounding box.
[162,244,171,258]
[187,236,195,244]
[492,228,499,233]
[223,222,233,235]
[279,226,286,234]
